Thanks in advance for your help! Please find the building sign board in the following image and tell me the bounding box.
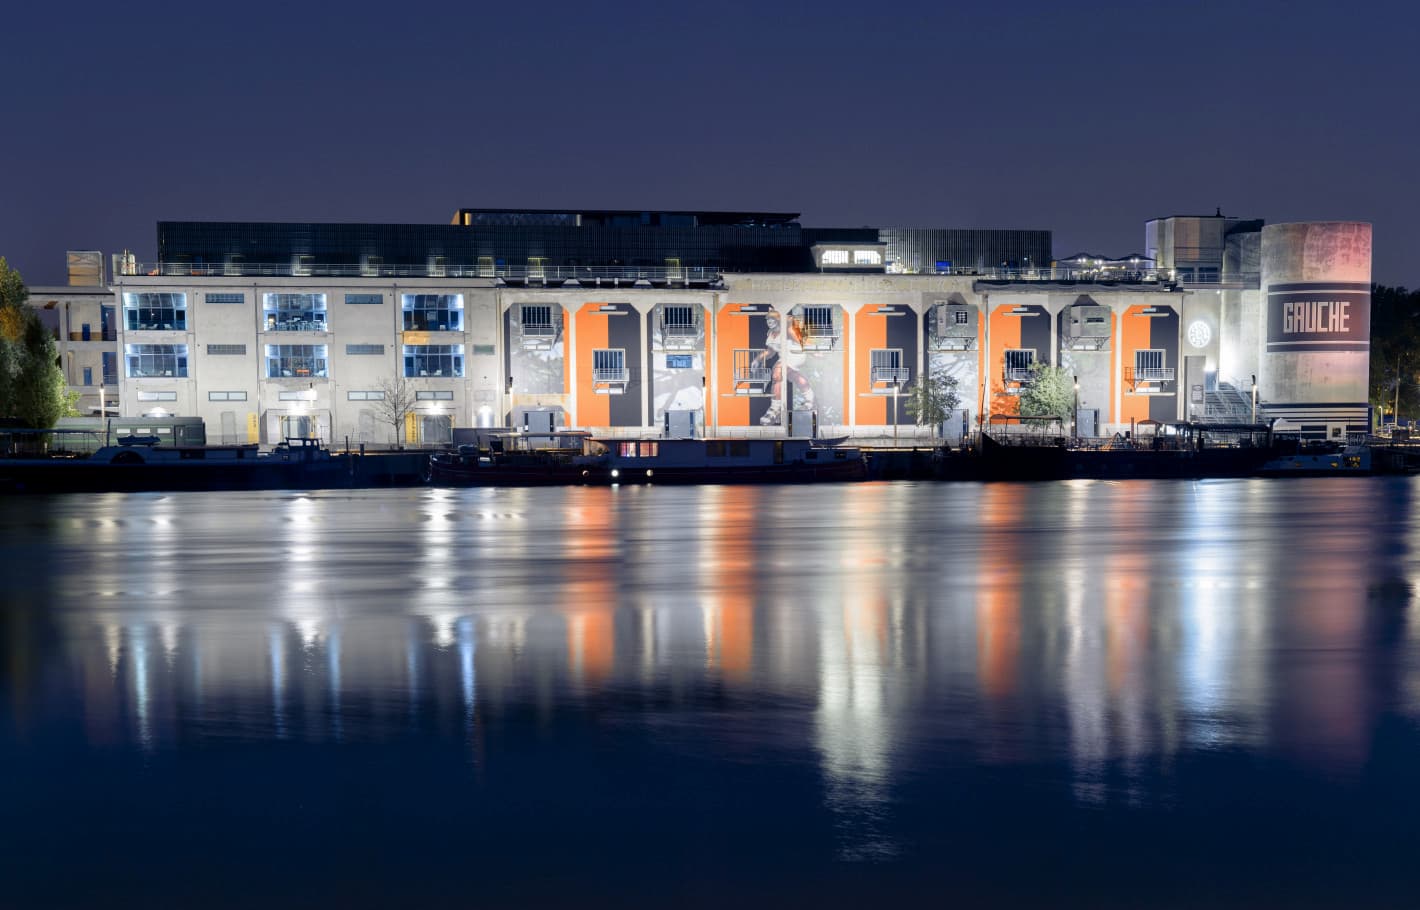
[1266,281,1370,353]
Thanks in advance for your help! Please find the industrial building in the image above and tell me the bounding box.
[96,210,1370,445]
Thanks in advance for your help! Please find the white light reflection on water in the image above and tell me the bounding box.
[7,478,1420,885]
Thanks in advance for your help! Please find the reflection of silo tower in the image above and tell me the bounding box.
[1259,222,1372,440]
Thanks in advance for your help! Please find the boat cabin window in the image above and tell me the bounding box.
[729,441,750,457]
[616,441,658,458]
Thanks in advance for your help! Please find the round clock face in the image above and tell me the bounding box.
[1187,320,1211,349]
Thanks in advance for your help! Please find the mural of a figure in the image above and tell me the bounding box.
[755,311,815,426]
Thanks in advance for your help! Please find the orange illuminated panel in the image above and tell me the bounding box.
[988,305,1025,419]
[854,306,888,424]
[716,304,752,426]
[1119,306,1153,425]
[575,303,610,426]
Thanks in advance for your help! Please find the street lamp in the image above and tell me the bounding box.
[1073,375,1079,442]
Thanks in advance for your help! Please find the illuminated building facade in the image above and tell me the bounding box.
[109,211,1369,444]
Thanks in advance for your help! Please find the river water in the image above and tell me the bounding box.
[4,478,1420,907]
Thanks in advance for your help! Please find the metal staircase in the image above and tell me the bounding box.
[1202,380,1255,423]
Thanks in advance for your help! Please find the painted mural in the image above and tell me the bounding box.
[504,303,565,395]
[648,303,707,426]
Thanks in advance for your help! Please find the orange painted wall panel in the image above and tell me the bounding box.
[987,307,1025,419]
[1118,306,1153,425]
[575,303,610,427]
[715,305,752,427]
[854,307,888,424]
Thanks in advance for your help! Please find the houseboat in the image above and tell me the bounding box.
[427,432,600,486]
[0,437,355,492]
[582,437,867,485]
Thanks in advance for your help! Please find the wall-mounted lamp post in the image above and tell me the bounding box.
[1251,374,1258,424]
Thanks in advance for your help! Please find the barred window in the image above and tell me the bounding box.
[207,344,247,355]
[346,344,385,355]
[345,294,383,305]
[205,293,244,305]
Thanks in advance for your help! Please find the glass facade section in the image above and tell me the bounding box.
[262,294,327,332]
[265,344,328,378]
[401,294,463,331]
[122,293,187,331]
[403,344,464,378]
[124,344,189,378]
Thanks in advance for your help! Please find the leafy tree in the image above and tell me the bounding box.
[1018,362,1074,422]
[375,374,417,446]
[0,258,71,429]
[903,364,961,437]
[1369,285,1420,420]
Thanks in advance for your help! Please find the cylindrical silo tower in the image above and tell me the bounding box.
[1259,222,1372,439]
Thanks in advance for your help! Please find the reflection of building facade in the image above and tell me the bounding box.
[107,211,1370,444]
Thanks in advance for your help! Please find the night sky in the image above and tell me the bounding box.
[4,0,1416,286]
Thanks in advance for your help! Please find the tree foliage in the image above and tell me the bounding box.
[1369,285,1420,418]
[0,257,71,429]
[374,374,417,445]
[903,364,961,436]
[1018,362,1074,421]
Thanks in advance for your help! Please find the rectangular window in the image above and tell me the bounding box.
[954,309,970,325]
[821,250,849,265]
[1134,349,1172,381]
[871,348,908,384]
[346,344,385,355]
[136,390,178,402]
[83,367,93,386]
[205,293,244,305]
[1005,348,1035,381]
[402,344,464,378]
[262,293,327,332]
[706,441,725,457]
[265,344,328,378]
[102,351,117,385]
[207,344,247,355]
[416,390,454,401]
[729,441,750,457]
[208,391,249,401]
[592,349,627,383]
[662,305,695,329]
[520,304,555,338]
[853,250,882,265]
[278,390,317,402]
[347,390,386,401]
[345,293,383,305]
[124,343,188,378]
[121,293,187,331]
[665,354,694,369]
[401,294,463,331]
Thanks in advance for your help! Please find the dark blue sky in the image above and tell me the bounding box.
[4,0,1416,286]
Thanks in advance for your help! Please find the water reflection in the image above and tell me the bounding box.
[4,479,1420,901]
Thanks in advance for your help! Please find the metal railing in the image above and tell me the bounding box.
[121,262,725,284]
[1004,367,1035,383]
[593,367,629,383]
[734,366,772,384]
[663,321,700,338]
[871,367,911,384]
[1126,367,1176,383]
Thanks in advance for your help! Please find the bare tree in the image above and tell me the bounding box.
[374,375,417,447]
